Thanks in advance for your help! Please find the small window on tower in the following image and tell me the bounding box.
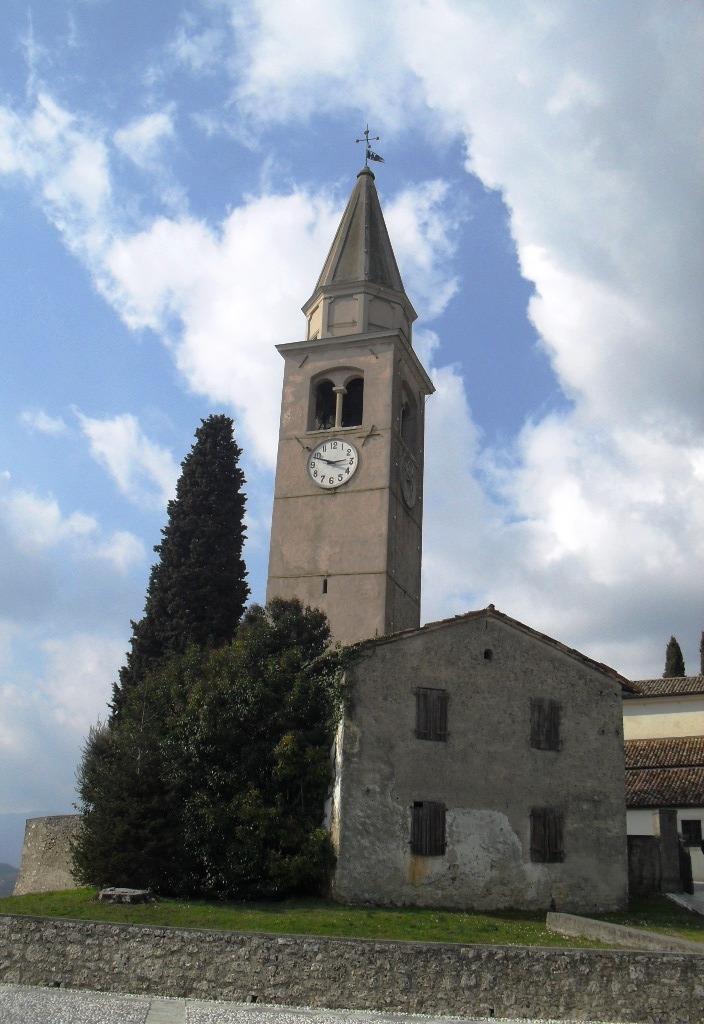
[342,377,364,427]
[314,380,336,430]
[400,394,417,449]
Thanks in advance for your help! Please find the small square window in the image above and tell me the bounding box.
[530,807,565,863]
[415,688,448,741]
[411,801,446,856]
[682,819,702,846]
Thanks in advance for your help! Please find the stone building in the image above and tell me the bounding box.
[265,165,632,912]
[329,607,631,913]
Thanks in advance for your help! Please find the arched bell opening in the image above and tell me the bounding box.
[341,377,364,428]
[314,379,336,430]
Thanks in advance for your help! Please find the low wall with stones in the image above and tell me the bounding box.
[13,816,81,896]
[1,914,702,1023]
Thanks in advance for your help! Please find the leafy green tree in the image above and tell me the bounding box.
[664,635,685,678]
[74,600,343,898]
[112,415,248,715]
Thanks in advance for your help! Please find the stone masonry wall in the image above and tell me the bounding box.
[333,614,628,913]
[13,816,81,896]
[1,914,702,1023]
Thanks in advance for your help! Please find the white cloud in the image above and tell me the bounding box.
[94,530,146,573]
[224,0,704,676]
[0,92,114,264]
[1,488,97,551]
[103,181,458,465]
[385,181,462,319]
[0,631,124,811]
[114,110,175,170]
[76,411,178,508]
[20,409,68,436]
[169,23,225,74]
[39,633,124,731]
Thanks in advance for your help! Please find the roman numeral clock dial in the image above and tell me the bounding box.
[308,439,359,489]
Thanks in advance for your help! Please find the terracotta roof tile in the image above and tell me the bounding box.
[628,675,704,698]
[625,736,704,769]
[626,767,704,808]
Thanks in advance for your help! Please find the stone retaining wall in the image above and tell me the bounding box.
[0,914,702,1023]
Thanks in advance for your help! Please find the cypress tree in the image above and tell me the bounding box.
[664,635,685,678]
[112,415,248,713]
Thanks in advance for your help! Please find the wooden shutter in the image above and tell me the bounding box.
[530,699,561,751]
[682,820,702,846]
[411,801,446,855]
[530,807,564,862]
[415,688,448,741]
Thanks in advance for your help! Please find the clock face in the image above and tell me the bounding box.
[308,438,359,489]
[400,452,418,508]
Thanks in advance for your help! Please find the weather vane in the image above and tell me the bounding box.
[356,124,384,167]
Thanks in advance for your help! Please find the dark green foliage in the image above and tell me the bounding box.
[113,415,248,715]
[74,600,343,899]
[664,635,685,678]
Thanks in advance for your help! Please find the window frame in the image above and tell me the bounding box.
[410,801,446,856]
[415,687,448,742]
[530,807,565,863]
[682,819,703,846]
[530,697,562,752]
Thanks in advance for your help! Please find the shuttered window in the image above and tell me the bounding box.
[530,698,561,751]
[411,801,446,856]
[530,807,565,862]
[415,688,448,741]
[682,819,702,846]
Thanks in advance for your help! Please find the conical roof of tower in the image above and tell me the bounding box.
[314,167,406,294]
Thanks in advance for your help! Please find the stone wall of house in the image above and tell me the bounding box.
[332,613,628,913]
[628,835,662,896]
[13,816,80,896]
[0,914,701,1023]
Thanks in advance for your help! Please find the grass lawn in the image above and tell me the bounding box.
[1,889,702,948]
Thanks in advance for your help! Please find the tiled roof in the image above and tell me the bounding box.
[625,736,704,769]
[627,675,704,698]
[626,767,704,808]
[352,605,634,691]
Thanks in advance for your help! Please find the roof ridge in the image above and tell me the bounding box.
[352,604,633,690]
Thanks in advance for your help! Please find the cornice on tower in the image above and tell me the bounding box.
[302,167,417,345]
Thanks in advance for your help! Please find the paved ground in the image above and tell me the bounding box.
[0,985,618,1024]
[667,880,704,917]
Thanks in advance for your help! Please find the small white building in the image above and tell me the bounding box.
[624,675,704,882]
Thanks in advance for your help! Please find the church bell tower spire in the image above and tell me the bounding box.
[302,167,417,346]
[266,168,434,646]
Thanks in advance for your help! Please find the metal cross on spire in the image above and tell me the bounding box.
[355,124,384,167]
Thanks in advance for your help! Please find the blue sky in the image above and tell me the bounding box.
[0,1,702,857]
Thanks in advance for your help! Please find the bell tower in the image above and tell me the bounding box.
[266,167,434,646]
